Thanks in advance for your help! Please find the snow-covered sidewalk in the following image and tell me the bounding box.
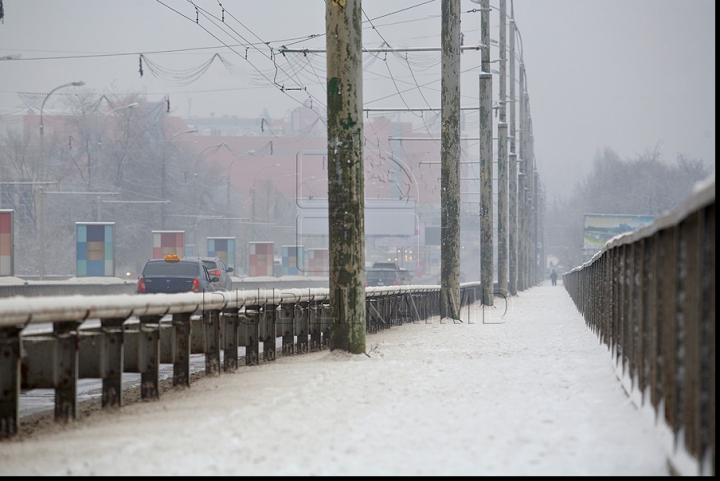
[0,281,678,475]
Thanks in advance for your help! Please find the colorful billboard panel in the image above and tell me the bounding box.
[77,222,115,277]
[307,248,328,276]
[208,237,235,271]
[153,230,184,259]
[249,241,273,277]
[281,245,304,276]
[0,210,14,276]
[583,214,654,250]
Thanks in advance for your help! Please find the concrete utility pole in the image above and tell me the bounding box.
[326,0,366,354]
[517,63,526,291]
[497,0,508,293]
[508,5,518,296]
[523,90,533,289]
[440,0,462,320]
[479,0,494,306]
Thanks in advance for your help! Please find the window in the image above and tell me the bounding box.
[143,261,199,277]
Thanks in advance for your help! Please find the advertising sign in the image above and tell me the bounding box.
[249,241,273,277]
[0,210,14,276]
[307,248,328,276]
[76,222,115,277]
[208,237,235,271]
[152,230,184,259]
[583,214,654,250]
[281,245,304,276]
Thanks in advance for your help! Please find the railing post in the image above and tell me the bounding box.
[0,327,22,438]
[172,313,192,386]
[203,310,221,376]
[54,321,80,420]
[222,308,239,372]
[138,316,160,400]
[100,318,125,407]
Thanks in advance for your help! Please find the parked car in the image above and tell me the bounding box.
[372,261,411,283]
[365,267,402,287]
[185,256,234,291]
[372,261,400,271]
[136,254,218,294]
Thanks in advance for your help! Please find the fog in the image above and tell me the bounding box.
[0,0,714,203]
[0,1,715,280]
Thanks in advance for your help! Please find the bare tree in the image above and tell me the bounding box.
[546,147,711,270]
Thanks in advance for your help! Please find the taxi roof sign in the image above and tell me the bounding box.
[164,253,181,262]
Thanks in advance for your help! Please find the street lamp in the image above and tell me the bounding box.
[161,128,198,228]
[102,102,138,120]
[251,163,281,222]
[226,158,241,208]
[37,81,84,280]
[270,172,299,221]
[94,102,138,188]
[39,81,85,138]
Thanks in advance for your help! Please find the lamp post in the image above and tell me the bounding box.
[39,81,85,139]
[270,172,299,221]
[226,160,238,208]
[224,153,245,208]
[95,102,138,188]
[161,128,198,228]
[102,102,138,120]
[251,164,280,222]
[37,81,84,280]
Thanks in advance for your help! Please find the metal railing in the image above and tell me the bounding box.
[563,178,715,475]
[0,282,481,439]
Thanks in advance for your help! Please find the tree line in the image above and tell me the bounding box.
[0,92,229,277]
[545,145,712,270]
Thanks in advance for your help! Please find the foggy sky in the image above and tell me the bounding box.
[0,0,715,201]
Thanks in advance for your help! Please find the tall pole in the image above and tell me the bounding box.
[326,0,365,354]
[526,104,535,287]
[497,0,508,293]
[250,163,280,222]
[440,0,461,320]
[479,0,494,305]
[38,80,84,280]
[38,188,45,280]
[508,8,518,296]
[517,63,526,291]
[161,128,197,229]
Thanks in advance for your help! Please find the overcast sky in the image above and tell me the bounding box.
[0,0,715,201]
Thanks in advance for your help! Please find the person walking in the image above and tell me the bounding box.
[550,269,558,286]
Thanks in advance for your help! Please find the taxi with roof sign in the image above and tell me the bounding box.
[136,254,218,294]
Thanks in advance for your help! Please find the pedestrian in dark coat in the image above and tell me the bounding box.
[550,269,558,286]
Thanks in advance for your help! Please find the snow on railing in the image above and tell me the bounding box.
[0,282,483,440]
[563,177,715,476]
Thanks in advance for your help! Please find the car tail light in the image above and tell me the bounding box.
[192,278,201,293]
[212,269,221,277]
[137,277,146,293]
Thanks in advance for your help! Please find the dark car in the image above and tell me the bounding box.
[365,268,402,287]
[372,261,411,283]
[136,254,218,294]
[186,256,234,291]
[372,261,400,271]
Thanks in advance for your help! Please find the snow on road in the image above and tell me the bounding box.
[0,281,682,475]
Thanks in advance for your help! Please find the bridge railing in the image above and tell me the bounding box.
[0,282,481,439]
[563,178,715,475]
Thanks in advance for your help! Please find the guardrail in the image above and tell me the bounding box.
[563,178,715,475]
[0,277,330,299]
[0,282,482,438]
